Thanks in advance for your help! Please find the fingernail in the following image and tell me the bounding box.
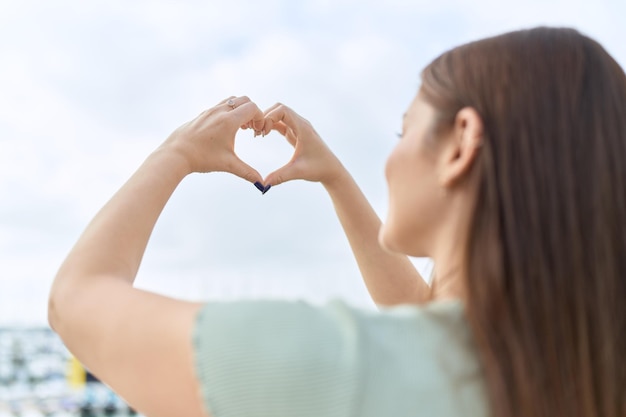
[253,182,264,192]
[262,185,272,195]
[254,130,261,137]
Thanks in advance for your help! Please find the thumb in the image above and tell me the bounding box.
[263,160,301,187]
[226,155,263,185]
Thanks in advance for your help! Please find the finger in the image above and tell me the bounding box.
[226,155,263,185]
[231,101,265,131]
[259,103,283,135]
[197,96,237,118]
[272,121,297,146]
[218,96,237,105]
[263,160,300,187]
[262,118,287,136]
[263,103,303,137]
[241,120,255,130]
[262,102,282,116]
[261,119,297,148]
[258,118,296,147]
[222,95,251,111]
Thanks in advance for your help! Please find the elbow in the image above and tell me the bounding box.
[48,267,75,337]
[48,270,122,340]
[48,299,59,333]
[48,279,65,334]
[48,260,81,336]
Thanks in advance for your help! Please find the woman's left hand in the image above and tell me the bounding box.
[161,96,265,184]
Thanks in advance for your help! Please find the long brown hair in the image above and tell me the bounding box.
[421,27,626,417]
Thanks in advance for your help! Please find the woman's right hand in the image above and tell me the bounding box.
[258,105,429,306]
[258,103,346,188]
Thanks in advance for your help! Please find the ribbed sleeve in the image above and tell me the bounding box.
[192,299,487,417]
[192,300,361,417]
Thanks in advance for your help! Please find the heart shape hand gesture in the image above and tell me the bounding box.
[162,96,344,193]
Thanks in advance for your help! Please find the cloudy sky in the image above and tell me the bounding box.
[1,0,624,325]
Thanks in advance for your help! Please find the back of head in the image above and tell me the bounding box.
[421,27,626,417]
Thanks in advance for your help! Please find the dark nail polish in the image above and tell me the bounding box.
[262,184,272,195]
[254,182,264,192]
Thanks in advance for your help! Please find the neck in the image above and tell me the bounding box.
[429,189,475,303]
[431,265,466,301]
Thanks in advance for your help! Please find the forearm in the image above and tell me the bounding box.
[323,169,431,305]
[50,147,189,314]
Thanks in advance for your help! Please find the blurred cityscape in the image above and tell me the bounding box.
[0,328,141,417]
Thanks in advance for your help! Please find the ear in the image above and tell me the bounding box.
[439,107,483,187]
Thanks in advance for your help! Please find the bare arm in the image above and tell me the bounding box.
[322,169,431,305]
[49,96,266,417]
[261,104,431,306]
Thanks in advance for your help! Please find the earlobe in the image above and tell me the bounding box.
[439,107,483,188]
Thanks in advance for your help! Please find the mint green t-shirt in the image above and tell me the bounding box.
[193,299,488,417]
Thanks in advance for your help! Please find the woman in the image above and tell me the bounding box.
[49,27,625,417]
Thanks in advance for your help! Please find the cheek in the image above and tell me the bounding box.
[380,146,414,251]
[380,144,438,256]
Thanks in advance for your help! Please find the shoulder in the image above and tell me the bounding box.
[192,298,474,376]
[193,299,487,417]
[357,300,487,416]
[193,299,363,417]
[192,299,468,361]
[193,299,361,353]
